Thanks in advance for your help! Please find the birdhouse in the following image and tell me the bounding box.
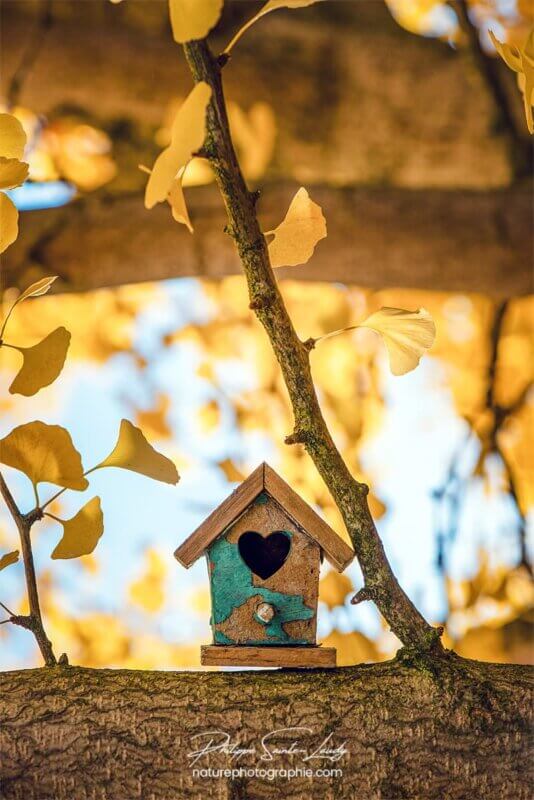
[175,463,354,668]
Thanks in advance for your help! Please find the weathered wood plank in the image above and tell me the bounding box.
[175,463,353,572]
[200,644,337,667]
[175,463,265,567]
[264,465,354,572]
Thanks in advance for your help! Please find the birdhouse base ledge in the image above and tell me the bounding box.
[201,645,336,668]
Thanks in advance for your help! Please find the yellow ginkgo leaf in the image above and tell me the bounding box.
[368,492,387,520]
[51,497,104,560]
[218,458,245,483]
[225,0,320,53]
[129,549,167,613]
[229,101,276,181]
[145,82,212,209]
[17,275,58,303]
[0,192,18,254]
[0,113,26,160]
[490,29,534,134]
[0,421,88,490]
[1,276,59,340]
[0,550,19,572]
[8,327,71,396]
[0,157,29,190]
[316,307,436,376]
[168,172,193,232]
[169,0,223,44]
[96,419,179,484]
[319,570,353,610]
[489,30,522,72]
[360,307,436,376]
[266,187,327,268]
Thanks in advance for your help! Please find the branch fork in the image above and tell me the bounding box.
[351,587,372,605]
[284,430,309,446]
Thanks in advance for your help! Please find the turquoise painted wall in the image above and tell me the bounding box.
[208,530,315,646]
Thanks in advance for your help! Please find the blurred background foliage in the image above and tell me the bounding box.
[1,277,532,668]
[0,0,532,668]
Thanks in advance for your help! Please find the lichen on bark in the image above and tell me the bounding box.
[182,39,441,653]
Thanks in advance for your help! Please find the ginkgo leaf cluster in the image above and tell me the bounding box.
[152,97,276,200]
[114,0,319,53]
[0,113,28,254]
[0,419,178,563]
[1,271,179,578]
[263,190,436,375]
[141,0,323,231]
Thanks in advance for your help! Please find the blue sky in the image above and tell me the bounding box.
[0,277,530,669]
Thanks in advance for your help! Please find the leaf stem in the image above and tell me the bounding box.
[40,487,67,511]
[32,482,40,510]
[0,471,57,665]
[0,600,16,617]
[40,464,99,512]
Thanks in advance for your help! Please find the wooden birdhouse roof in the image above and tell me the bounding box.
[174,462,354,572]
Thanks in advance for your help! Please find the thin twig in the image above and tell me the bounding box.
[182,39,442,653]
[485,302,532,576]
[486,300,508,411]
[435,300,532,596]
[0,600,16,617]
[0,472,57,665]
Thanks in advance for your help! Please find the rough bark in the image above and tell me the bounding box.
[0,656,532,799]
[3,184,532,297]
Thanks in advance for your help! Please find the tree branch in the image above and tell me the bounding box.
[483,302,532,576]
[1,658,532,799]
[450,0,532,178]
[6,0,54,108]
[182,40,442,653]
[0,472,56,666]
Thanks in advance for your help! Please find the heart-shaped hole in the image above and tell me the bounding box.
[238,530,291,580]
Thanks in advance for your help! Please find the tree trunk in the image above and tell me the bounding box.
[4,184,532,298]
[1,654,532,799]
